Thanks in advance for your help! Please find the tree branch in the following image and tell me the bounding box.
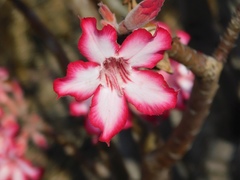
[213,4,240,63]
[142,3,240,180]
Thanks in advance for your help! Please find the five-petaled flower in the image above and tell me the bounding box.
[53,17,177,145]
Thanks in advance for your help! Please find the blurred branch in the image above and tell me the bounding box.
[213,5,240,63]
[168,38,220,80]
[10,0,70,74]
[142,3,240,180]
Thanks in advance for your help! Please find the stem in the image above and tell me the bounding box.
[168,38,220,80]
[213,4,240,63]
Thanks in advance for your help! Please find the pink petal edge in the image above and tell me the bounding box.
[124,69,177,115]
[78,18,119,64]
[119,27,172,68]
[88,86,129,145]
[53,61,100,101]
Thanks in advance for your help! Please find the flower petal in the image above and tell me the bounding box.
[0,165,11,180]
[16,158,41,180]
[69,99,90,117]
[124,70,177,115]
[89,86,128,145]
[119,27,171,68]
[12,167,25,180]
[53,61,100,101]
[84,119,101,136]
[78,18,119,64]
[176,30,191,45]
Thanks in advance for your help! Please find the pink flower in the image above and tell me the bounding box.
[0,114,19,139]
[176,30,191,45]
[0,114,42,180]
[157,25,194,110]
[0,139,42,180]
[160,61,194,110]
[53,17,177,145]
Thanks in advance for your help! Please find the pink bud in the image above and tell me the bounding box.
[119,0,165,33]
[98,2,118,28]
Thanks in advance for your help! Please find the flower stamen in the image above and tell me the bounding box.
[101,57,130,96]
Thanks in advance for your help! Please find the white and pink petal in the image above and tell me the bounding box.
[0,165,11,180]
[119,27,172,68]
[16,158,41,180]
[12,167,26,180]
[84,119,101,136]
[69,100,90,117]
[124,69,177,115]
[176,30,191,45]
[88,86,128,145]
[78,18,119,64]
[53,61,100,101]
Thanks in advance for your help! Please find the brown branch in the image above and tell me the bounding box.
[142,49,223,180]
[142,4,240,180]
[10,0,70,74]
[168,38,220,80]
[213,4,240,63]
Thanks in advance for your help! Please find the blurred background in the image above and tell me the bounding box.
[1,0,240,179]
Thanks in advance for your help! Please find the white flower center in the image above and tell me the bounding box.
[100,57,130,96]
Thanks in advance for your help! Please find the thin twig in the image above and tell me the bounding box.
[213,4,240,63]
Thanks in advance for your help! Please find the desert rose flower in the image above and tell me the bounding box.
[0,114,19,139]
[53,17,177,145]
[0,139,42,180]
[0,113,42,180]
